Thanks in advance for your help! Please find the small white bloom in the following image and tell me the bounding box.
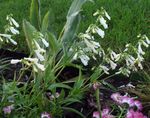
[35,62,45,71]
[141,40,149,47]
[9,27,19,35]
[104,11,111,20]
[109,60,117,70]
[84,39,100,54]
[8,37,17,45]
[99,17,108,29]
[10,59,21,64]
[41,38,49,47]
[24,57,38,63]
[10,17,19,28]
[145,36,150,44]
[35,50,45,61]
[110,50,117,60]
[138,43,145,55]
[116,67,131,77]
[73,53,78,60]
[100,65,109,74]
[95,27,105,38]
[79,54,90,66]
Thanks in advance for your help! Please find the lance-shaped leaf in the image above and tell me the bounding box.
[30,0,41,30]
[23,20,37,52]
[41,9,55,33]
[61,0,88,48]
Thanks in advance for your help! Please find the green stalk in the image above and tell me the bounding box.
[96,88,102,118]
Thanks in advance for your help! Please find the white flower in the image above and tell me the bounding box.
[138,43,145,55]
[79,54,90,66]
[125,55,135,66]
[99,17,108,29]
[35,62,45,71]
[109,60,117,70]
[41,38,49,47]
[35,50,45,61]
[84,39,100,54]
[95,27,105,38]
[9,27,19,35]
[116,67,131,77]
[100,65,109,74]
[110,50,117,60]
[0,33,17,45]
[24,57,45,71]
[24,57,38,63]
[6,15,19,28]
[141,40,149,47]
[104,11,111,20]
[145,36,150,44]
[10,59,21,64]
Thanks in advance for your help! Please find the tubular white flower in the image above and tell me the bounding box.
[109,60,117,70]
[35,62,45,71]
[9,27,19,35]
[141,40,149,47]
[84,39,100,54]
[10,59,21,64]
[79,54,90,66]
[99,17,108,29]
[41,38,49,47]
[10,17,19,28]
[100,65,109,74]
[95,27,105,38]
[8,37,17,45]
[138,43,145,55]
[104,10,111,20]
[145,36,150,44]
[35,50,45,61]
[24,57,38,63]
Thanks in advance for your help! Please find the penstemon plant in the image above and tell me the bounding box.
[0,0,149,118]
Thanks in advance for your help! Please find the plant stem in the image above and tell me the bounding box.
[96,88,102,118]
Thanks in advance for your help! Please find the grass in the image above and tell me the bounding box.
[0,0,149,52]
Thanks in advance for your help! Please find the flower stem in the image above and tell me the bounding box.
[96,88,102,118]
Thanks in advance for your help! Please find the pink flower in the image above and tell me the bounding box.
[126,109,147,118]
[111,93,143,111]
[134,100,142,111]
[121,96,135,107]
[93,111,100,118]
[93,109,115,118]
[111,93,122,104]
[41,112,51,118]
[3,105,14,114]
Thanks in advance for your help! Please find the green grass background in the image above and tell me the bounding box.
[0,0,149,53]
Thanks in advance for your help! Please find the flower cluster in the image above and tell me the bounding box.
[71,8,150,77]
[111,93,147,118]
[72,8,110,66]
[10,31,49,72]
[93,93,147,118]
[111,93,142,110]
[0,14,19,45]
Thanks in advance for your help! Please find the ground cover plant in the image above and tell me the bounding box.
[0,0,150,118]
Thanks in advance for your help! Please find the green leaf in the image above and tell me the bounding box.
[41,9,55,33]
[30,0,41,30]
[61,0,88,48]
[23,20,37,52]
[46,32,59,53]
[48,83,72,90]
